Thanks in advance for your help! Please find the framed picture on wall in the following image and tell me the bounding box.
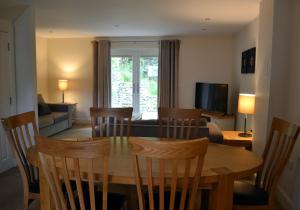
[241,47,256,74]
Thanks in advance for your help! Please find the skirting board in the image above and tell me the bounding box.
[277,187,292,210]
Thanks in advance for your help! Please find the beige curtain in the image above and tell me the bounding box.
[158,40,180,108]
[92,40,111,108]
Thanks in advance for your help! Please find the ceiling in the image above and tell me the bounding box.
[2,0,260,38]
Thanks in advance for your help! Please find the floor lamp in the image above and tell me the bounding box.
[238,93,255,137]
[58,80,68,103]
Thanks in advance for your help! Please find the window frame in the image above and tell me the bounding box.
[111,47,159,118]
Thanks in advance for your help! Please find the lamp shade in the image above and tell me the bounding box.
[238,93,255,114]
[58,80,68,91]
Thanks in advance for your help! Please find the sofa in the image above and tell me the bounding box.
[95,118,223,144]
[37,94,73,137]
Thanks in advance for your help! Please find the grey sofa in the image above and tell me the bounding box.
[38,94,73,137]
[95,119,223,143]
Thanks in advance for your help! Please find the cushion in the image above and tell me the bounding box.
[51,112,69,123]
[233,181,269,206]
[207,123,223,144]
[37,94,45,103]
[38,115,54,128]
[38,102,51,116]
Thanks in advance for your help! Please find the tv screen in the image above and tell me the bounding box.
[195,83,228,114]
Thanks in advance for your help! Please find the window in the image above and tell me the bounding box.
[111,44,159,119]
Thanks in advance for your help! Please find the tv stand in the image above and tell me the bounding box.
[202,112,235,130]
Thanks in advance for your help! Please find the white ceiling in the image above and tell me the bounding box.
[4,0,260,38]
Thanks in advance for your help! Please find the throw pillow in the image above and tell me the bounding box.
[38,103,51,116]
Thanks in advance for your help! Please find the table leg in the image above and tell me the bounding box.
[209,167,234,210]
[39,162,51,210]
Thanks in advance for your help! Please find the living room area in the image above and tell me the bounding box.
[1,0,300,210]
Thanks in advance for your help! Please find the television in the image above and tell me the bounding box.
[195,82,228,114]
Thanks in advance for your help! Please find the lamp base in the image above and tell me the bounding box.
[238,132,252,137]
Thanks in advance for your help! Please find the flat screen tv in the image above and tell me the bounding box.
[195,82,228,114]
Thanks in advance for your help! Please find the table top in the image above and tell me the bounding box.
[27,137,262,185]
[222,131,254,141]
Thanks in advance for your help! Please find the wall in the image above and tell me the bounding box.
[36,37,48,100]
[38,36,235,122]
[47,38,93,122]
[178,36,234,112]
[277,0,300,208]
[14,6,37,114]
[233,19,259,131]
[252,0,274,155]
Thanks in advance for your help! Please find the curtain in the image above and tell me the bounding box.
[158,40,180,108]
[92,40,111,108]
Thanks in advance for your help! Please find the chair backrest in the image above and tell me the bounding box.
[36,136,111,210]
[158,107,202,139]
[129,138,209,210]
[1,111,39,188]
[255,117,300,195]
[90,107,133,138]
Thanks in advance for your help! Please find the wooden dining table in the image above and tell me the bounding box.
[27,137,262,210]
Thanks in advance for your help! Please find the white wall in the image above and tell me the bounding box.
[178,36,234,112]
[252,0,274,155]
[36,36,235,122]
[47,38,93,122]
[277,0,300,208]
[14,6,37,114]
[233,19,259,131]
[36,37,48,100]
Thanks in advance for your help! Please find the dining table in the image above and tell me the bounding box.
[27,136,262,210]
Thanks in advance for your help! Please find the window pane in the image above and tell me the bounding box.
[139,57,158,119]
[111,57,133,108]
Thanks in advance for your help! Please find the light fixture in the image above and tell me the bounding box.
[238,93,255,137]
[58,80,68,103]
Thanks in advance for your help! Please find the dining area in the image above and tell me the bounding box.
[1,107,299,210]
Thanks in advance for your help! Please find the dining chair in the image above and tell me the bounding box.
[158,107,202,139]
[129,137,209,210]
[36,136,127,210]
[90,107,133,138]
[1,111,40,210]
[233,117,300,210]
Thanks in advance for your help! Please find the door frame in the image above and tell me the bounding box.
[0,18,17,173]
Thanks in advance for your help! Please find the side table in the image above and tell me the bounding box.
[222,130,253,151]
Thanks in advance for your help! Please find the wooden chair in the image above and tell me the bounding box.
[90,107,133,138]
[129,138,209,210]
[158,107,202,139]
[233,117,300,210]
[36,136,127,210]
[1,111,40,210]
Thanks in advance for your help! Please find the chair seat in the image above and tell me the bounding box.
[75,190,126,210]
[233,181,269,206]
[144,191,188,210]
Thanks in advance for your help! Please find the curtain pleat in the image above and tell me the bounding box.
[92,40,111,108]
[158,40,180,108]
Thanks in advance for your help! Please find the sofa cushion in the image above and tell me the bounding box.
[207,122,223,144]
[37,94,45,103]
[39,115,54,128]
[38,103,51,116]
[52,112,69,123]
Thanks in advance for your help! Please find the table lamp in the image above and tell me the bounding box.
[58,80,68,103]
[238,93,255,137]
